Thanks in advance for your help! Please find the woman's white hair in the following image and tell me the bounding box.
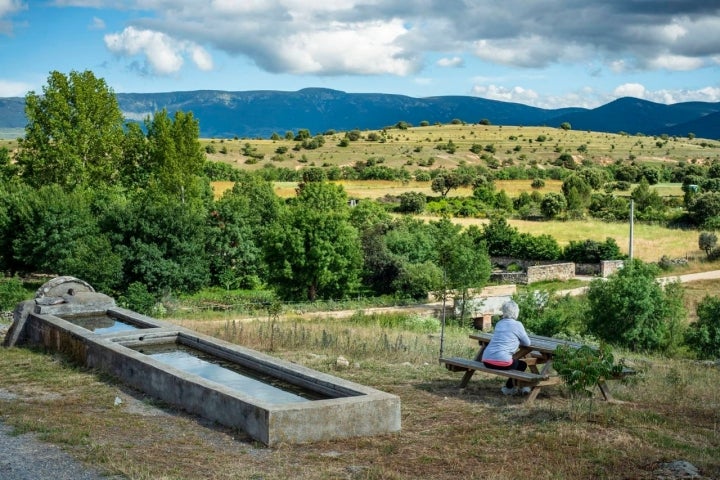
[502,300,519,320]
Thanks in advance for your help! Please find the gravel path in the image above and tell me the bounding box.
[0,422,120,480]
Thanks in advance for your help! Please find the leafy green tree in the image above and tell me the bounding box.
[431,172,462,198]
[264,182,362,301]
[698,231,718,258]
[562,238,622,263]
[685,295,720,359]
[436,221,491,322]
[481,216,519,257]
[687,192,720,227]
[540,192,566,219]
[109,188,210,294]
[559,122,571,131]
[631,177,665,219]
[8,184,122,292]
[586,260,686,352]
[17,70,124,189]
[207,176,281,289]
[562,174,592,210]
[144,109,207,206]
[392,261,442,300]
[0,147,17,180]
[384,217,438,264]
[397,191,426,214]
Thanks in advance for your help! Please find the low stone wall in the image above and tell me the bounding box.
[490,272,528,285]
[526,262,575,283]
[575,263,600,275]
[600,260,624,277]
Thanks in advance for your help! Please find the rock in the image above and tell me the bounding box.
[336,356,349,367]
[653,460,701,479]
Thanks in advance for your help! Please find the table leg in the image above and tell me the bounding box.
[597,380,613,401]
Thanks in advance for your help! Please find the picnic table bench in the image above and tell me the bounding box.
[440,332,633,403]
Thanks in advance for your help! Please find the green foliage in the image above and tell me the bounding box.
[684,295,720,359]
[118,282,158,315]
[0,276,30,311]
[554,344,624,395]
[17,70,125,189]
[514,290,586,337]
[540,192,566,219]
[698,231,718,258]
[397,191,426,214]
[586,260,686,352]
[264,182,362,301]
[392,261,442,300]
[562,237,623,263]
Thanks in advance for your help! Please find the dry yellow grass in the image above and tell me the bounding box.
[1,317,719,480]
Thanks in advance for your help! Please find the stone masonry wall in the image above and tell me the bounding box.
[600,260,624,277]
[526,262,575,283]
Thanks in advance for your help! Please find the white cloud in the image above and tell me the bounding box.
[437,56,464,68]
[613,83,647,99]
[471,84,539,104]
[104,26,213,75]
[190,44,213,71]
[272,19,416,75]
[646,54,703,71]
[0,79,32,97]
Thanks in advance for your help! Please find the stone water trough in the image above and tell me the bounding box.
[3,276,401,445]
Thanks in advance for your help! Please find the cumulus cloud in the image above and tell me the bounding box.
[105,26,213,75]
[42,1,720,78]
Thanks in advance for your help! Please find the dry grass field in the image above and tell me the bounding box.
[1,313,719,480]
[201,124,719,172]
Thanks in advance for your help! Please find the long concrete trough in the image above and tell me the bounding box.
[4,277,401,445]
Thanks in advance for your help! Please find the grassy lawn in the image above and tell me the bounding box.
[1,312,719,480]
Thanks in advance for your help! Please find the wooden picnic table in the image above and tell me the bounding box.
[440,332,630,403]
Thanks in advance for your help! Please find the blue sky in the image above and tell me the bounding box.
[1,1,719,109]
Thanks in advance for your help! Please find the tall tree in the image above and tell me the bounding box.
[17,70,124,189]
[264,182,362,301]
[207,175,281,289]
[144,109,206,205]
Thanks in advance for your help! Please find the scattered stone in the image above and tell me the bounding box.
[113,396,122,407]
[336,355,349,367]
[653,460,701,479]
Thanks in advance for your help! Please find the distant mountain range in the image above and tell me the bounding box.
[1,88,718,140]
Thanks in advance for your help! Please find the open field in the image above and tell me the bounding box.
[199,124,720,172]
[1,311,719,480]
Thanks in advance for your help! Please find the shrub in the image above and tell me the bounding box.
[685,296,720,359]
[0,277,29,311]
[118,282,157,315]
[586,260,686,352]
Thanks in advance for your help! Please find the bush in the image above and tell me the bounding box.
[685,296,720,359]
[586,260,686,352]
[118,282,158,315]
[0,277,29,311]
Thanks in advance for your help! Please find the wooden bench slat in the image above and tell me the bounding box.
[440,357,550,383]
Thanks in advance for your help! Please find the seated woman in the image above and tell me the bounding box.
[481,300,532,395]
